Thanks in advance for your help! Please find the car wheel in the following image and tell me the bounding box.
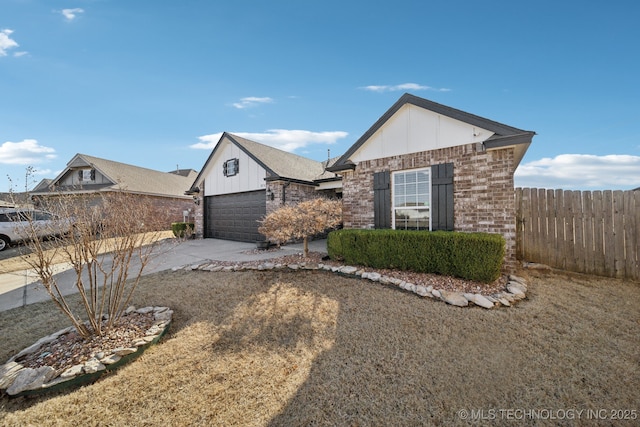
[0,236,9,251]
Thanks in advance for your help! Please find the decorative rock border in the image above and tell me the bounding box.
[174,261,529,309]
[0,306,172,397]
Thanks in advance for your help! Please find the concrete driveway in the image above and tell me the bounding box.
[0,238,327,312]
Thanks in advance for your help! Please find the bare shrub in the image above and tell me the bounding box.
[16,190,170,338]
[258,198,342,257]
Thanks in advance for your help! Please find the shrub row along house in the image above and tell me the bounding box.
[27,93,534,269]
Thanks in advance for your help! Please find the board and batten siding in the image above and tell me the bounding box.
[349,104,493,163]
[57,168,111,187]
[203,138,268,196]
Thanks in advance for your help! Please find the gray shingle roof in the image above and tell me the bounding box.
[228,134,326,182]
[34,154,197,198]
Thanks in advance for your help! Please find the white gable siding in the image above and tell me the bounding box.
[58,169,110,186]
[350,104,495,163]
[204,138,267,196]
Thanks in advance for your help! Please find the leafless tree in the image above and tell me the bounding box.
[258,198,342,257]
[13,190,171,338]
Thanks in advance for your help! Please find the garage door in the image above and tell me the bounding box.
[204,190,266,242]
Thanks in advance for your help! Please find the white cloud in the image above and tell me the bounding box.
[190,129,348,152]
[515,154,640,190]
[0,29,19,57]
[361,83,451,93]
[232,97,274,109]
[61,8,84,21]
[0,139,57,165]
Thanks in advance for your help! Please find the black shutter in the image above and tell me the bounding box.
[78,170,83,181]
[223,161,228,177]
[234,158,239,174]
[431,163,454,231]
[373,170,391,229]
[90,169,96,181]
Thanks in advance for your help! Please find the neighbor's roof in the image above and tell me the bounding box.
[33,154,198,198]
[329,93,536,172]
[189,133,328,191]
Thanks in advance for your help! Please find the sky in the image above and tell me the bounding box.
[1,0,639,193]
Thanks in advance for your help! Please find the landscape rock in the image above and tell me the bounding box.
[509,274,528,286]
[463,293,494,309]
[83,358,106,374]
[379,276,393,285]
[438,290,469,307]
[432,289,441,298]
[7,366,57,395]
[288,264,300,270]
[507,282,527,295]
[154,309,173,322]
[113,347,137,356]
[100,354,122,365]
[60,364,84,379]
[365,272,382,282]
[146,325,163,336]
[339,266,358,275]
[498,298,511,306]
[0,362,23,389]
[415,285,429,297]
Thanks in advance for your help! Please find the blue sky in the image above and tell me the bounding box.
[1,0,639,193]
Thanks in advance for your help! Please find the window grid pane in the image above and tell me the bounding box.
[393,168,430,230]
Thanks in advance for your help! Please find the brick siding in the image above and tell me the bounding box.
[340,143,518,271]
[266,181,318,214]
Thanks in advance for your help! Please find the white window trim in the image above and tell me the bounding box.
[391,167,432,231]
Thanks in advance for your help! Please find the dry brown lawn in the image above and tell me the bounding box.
[0,267,638,426]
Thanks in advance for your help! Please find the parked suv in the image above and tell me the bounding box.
[0,208,70,251]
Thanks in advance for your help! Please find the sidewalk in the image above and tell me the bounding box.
[0,238,327,312]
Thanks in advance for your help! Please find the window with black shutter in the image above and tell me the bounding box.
[387,162,454,231]
[223,158,239,177]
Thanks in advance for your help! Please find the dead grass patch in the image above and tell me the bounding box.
[1,268,638,426]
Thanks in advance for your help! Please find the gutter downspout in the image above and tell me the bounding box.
[282,181,291,205]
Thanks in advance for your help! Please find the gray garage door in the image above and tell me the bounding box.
[204,190,266,242]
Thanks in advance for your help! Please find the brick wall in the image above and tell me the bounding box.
[340,143,518,270]
[193,181,205,238]
[266,181,318,214]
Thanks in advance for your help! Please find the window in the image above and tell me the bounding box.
[392,168,431,230]
[78,169,96,182]
[223,158,239,177]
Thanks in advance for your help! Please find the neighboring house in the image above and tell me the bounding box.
[187,133,341,242]
[328,93,535,269]
[31,154,198,226]
[0,192,34,209]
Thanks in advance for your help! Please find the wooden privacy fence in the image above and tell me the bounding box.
[515,188,639,280]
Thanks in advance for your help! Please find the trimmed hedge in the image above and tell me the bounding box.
[327,229,505,283]
[171,222,195,238]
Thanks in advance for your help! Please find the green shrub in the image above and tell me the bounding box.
[327,229,505,283]
[171,222,195,238]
